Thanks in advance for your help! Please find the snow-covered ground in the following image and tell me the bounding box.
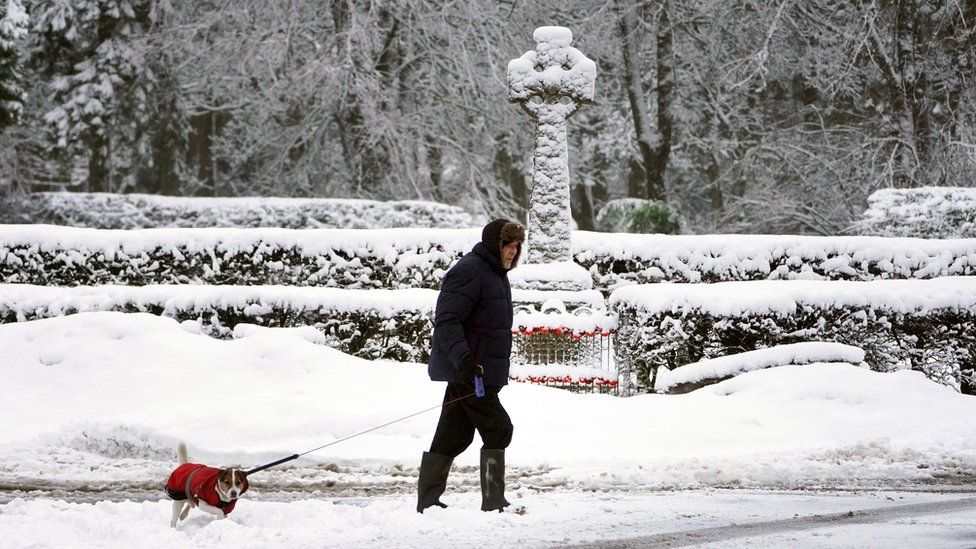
[2,312,976,547]
[6,490,976,548]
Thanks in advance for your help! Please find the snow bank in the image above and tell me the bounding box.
[1,312,975,491]
[0,192,483,229]
[655,342,867,393]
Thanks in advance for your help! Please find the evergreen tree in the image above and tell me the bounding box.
[30,0,158,192]
[0,0,28,130]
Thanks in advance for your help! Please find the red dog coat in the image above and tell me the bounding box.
[165,463,248,514]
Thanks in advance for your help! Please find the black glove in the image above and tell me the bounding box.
[458,353,484,384]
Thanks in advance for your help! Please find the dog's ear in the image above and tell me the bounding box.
[216,468,231,485]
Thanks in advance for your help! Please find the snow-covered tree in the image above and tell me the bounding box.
[29,0,163,192]
[2,0,973,234]
[0,0,28,130]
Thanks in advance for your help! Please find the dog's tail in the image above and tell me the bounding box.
[177,441,188,465]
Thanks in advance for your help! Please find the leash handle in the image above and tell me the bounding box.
[246,453,299,475]
[474,376,485,398]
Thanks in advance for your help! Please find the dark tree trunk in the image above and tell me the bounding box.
[143,69,182,195]
[617,0,670,201]
[707,155,724,214]
[494,141,528,215]
[571,182,596,231]
[426,135,444,201]
[653,2,674,197]
[331,1,395,197]
[626,157,645,199]
[86,138,109,193]
[188,111,226,196]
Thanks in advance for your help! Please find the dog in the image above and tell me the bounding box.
[165,441,249,528]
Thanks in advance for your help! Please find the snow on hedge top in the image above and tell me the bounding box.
[0,224,480,258]
[609,277,976,316]
[572,231,976,281]
[1,225,974,279]
[508,26,596,103]
[0,192,483,229]
[0,283,440,319]
[655,342,866,392]
[0,283,603,324]
[856,186,976,238]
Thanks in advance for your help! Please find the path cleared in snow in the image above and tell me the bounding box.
[3,490,975,548]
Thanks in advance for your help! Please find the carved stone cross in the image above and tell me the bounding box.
[508,26,596,265]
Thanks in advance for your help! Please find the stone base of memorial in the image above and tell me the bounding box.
[509,262,593,292]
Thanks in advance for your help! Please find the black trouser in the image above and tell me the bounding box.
[429,382,513,457]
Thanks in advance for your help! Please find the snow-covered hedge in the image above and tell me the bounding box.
[1,226,975,290]
[610,278,976,394]
[855,186,976,238]
[0,226,473,289]
[0,284,613,367]
[573,232,976,288]
[0,284,438,363]
[0,192,482,229]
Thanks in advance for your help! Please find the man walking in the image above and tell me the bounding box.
[417,218,525,513]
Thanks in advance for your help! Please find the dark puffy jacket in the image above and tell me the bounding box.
[428,242,513,386]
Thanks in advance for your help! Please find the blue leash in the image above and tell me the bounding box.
[247,377,485,475]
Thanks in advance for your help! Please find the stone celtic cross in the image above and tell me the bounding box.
[508,26,596,265]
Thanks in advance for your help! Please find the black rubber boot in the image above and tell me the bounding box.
[480,448,511,512]
[417,451,452,513]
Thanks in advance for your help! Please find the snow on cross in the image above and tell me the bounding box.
[508,27,595,290]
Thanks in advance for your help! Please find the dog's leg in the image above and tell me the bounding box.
[179,502,190,521]
[170,500,186,528]
[196,500,226,520]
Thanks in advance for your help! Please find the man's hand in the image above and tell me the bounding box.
[458,353,484,384]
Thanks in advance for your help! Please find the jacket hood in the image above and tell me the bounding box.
[481,218,526,271]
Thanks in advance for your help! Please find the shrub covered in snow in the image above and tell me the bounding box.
[0,192,482,229]
[595,198,683,234]
[0,226,472,289]
[610,278,976,393]
[0,284,437,363]
[855,186,976,238]
[0,284,615,368]
[1,226,974,290]
[573,232,976,288]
